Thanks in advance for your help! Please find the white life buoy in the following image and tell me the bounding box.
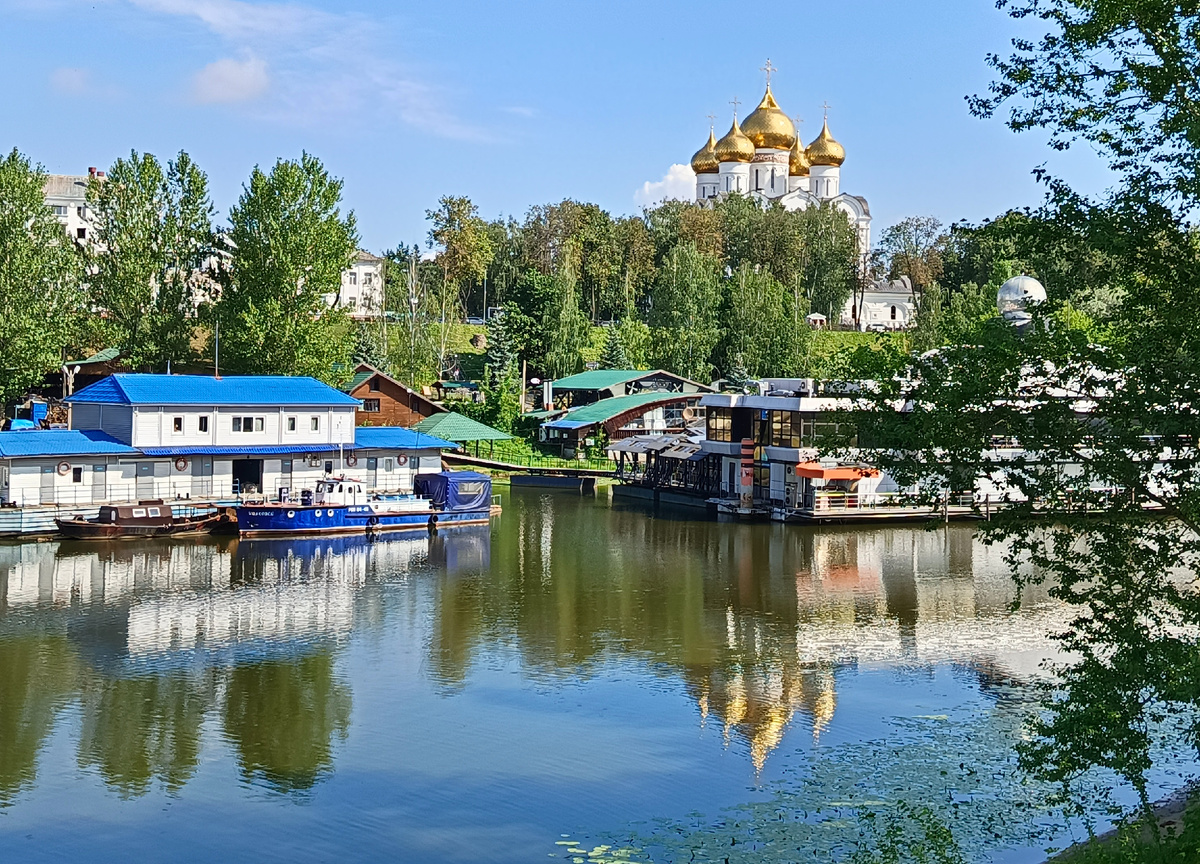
[56,461,71,476]
[174,457,189,472]
[346,454,358,467]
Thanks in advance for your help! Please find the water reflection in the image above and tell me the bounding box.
[0,499,1064,811]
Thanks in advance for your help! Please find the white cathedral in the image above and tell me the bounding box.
[687,72,910,331]
[689,80,872,260]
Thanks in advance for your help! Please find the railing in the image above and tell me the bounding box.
[456,442,617,472]
[804,490,975,512]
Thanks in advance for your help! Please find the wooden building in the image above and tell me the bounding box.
[346,364,444,428]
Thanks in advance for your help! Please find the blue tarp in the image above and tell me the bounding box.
[415,471,492,511]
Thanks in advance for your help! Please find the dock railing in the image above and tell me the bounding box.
[805,490,975,513]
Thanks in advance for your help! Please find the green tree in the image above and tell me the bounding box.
[351,322,388,371]
[600,324,631,370]
[214,152,356,382]
[872,216,948,290]
[426,196,495,376]
[796,204,860,319]
[87,150,214,371]
[719,263,802,377]
[646,243,722,382]
[542,244,590,379]
[0,149,84,404]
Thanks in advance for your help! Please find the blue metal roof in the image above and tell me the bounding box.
[541,420,594,430]
[353,426,456,451]
[66,374,361,407]
[0,430,138,458]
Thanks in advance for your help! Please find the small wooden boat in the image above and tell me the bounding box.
[55,500,222,539]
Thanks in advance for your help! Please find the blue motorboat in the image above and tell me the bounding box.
[236,471,495,537]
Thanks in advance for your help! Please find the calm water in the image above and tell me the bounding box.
[0,489,1178,862]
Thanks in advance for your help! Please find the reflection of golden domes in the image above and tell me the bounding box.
[806,118,846,167]
[714,117,755,164]
[741,88,796,150]
[789,137,810,176]
[690,128,719,175]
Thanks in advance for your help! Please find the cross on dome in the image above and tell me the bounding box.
[760,58,777,87]
[729,96,741,119]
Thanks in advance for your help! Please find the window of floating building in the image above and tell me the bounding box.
[199,416,208,432]
[72,467,83,483]
[173,416,183,433]
[362,399,380,412]
[287,416,296,432]
[707,407,732,442]
[770,411,801,448]
[311,416,320,432]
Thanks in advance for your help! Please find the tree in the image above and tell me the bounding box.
[719,263,803,377]
[971,0,1200,204]
[646,243,722,382]
[351,322,388,371]
[86,150,214,371]
[0,149,84,404]
[214,152,357,382]
[542,244,590,379]
[426,196,495,375]
[483,313,518,383]
[873,215,947,290]
[599,325,631,370]
[846,2,1200,830]
[796,204,860,319]
[723,353,752,392]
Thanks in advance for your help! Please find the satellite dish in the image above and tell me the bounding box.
[681,407,696,421]
[530,377,541,385]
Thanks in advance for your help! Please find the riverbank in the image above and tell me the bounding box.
[1050,785,1199,862]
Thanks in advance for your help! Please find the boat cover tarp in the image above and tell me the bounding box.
[415,471,492,511]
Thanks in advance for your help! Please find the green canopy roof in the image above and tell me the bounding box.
[346,369,373,392]
[551,369,648,391]
[544,392,689,427]
[411,412,511,442]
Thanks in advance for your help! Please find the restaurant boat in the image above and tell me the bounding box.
[236,471,496,537]
[56,500,223,539]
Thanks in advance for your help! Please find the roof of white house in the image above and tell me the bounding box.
[0,430,138,458]
[65,374,361,407]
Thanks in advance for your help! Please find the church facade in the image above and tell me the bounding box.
[690,83,871,261]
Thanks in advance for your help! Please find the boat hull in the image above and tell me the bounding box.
[237,503,434,537]
[54,514,222,540]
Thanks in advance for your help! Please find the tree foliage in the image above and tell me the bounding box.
[646,244,722,382]
[214,152,357,383]
[87,150,214,371]
[0,149,84,404]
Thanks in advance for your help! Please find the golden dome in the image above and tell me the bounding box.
[740,88,796,150]
[714,116,755,164]
[690,127,719,175]
[805,117,845,167]
[789,136,810,176]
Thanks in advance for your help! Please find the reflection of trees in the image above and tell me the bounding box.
[77,672,214,796]
[0,635,79,804]
[222,651,351,793]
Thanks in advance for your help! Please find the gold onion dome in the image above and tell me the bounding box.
[714,117,755,163]
[740,88,796,150]
[805,117,846,167]
[691,128,719,175]
[789,137,810,176]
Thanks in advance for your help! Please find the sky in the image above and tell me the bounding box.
[1,0,1117,253]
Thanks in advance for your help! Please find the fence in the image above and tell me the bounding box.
[805,490,975,513]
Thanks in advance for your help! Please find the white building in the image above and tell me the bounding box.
[43,169,99,245]
[690,79,871,256]
[332,250,385,319]
[0,375,451,513]
[844,276,918,331]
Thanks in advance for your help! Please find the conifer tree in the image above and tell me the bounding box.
[600,324,630,369]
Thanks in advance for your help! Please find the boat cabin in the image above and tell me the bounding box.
[97,500,172,526]
[311,478,367,506]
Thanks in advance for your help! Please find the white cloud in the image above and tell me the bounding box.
[634,164,696,207]
[501,106,536,118]
[191,55,269,103]
[50,66,90,94]
[120,0,483,138]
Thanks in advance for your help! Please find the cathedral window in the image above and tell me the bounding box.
[890,306,897,320]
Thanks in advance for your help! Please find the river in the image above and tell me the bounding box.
[0,488,1181,862]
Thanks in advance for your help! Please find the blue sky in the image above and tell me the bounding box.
[1,0,1115,253]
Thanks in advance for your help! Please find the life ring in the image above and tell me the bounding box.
[346,454,358,467]
[396,455,409,467]
[367,516,379,527]
[56,461,71,476]
[174,457,189,472]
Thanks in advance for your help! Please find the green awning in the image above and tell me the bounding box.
[411,412,511,442]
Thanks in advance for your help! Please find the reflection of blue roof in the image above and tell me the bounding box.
[353,426,455,451]
[66,374,361,407]
[0,430,138,458]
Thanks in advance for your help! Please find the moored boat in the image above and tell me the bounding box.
[55,500,223,539]
[236,472,496,537]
